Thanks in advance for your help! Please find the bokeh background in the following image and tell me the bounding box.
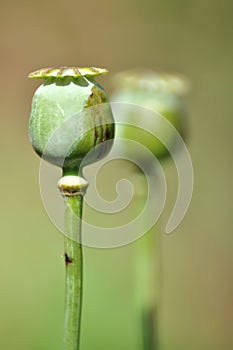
[1,0,232,349]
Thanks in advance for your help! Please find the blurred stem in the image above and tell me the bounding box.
[135,230,159,350]
[63,194,84,350]
[133,170,160,350]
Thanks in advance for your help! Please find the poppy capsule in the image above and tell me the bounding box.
[111,69,189,161]
[28,66,115,174]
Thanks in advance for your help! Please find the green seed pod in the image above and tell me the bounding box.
[28,67,115,174]
[111,70,189,161]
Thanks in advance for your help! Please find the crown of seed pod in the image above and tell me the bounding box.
[28,66,115,175]
[111,69,189,161]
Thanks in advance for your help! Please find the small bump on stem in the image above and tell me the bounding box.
[64,253,73,266]
[57,176,89,197]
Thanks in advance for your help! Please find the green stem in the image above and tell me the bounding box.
[63,195,84,350]
[135,231,159,350]
[133,170,160,350]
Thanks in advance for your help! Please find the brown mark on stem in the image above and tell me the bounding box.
[64,253,73,266]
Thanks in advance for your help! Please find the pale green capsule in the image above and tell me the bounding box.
[28,67,115,174]
[111,70,189,161]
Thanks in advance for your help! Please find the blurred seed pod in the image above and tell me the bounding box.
[111,69,190,162]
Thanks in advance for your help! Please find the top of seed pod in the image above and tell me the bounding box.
[112,69,190,95]
[28,66,108,79]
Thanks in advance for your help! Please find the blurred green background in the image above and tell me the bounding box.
[1,0,233,349]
